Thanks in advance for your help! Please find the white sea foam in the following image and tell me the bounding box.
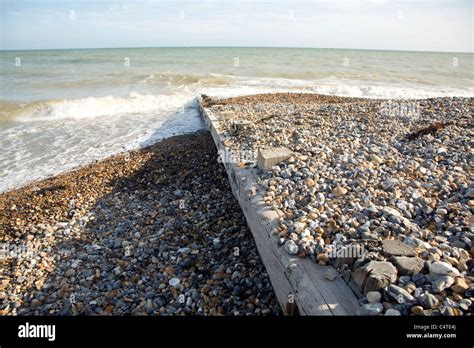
[0,92,204,193]
[200,75,474,99]
[306,81,474,99]
[15,92,193,122]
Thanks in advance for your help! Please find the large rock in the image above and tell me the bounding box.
[451,277,469,294]
[419,293,439,309]
[385,284,416,304]
[382,239,416,257]
[430,261,460,276]
[426,274,454,293]
[353,261,398,295]
[393,256,424,275]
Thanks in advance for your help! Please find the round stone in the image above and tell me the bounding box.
[283,240,299,255]
[430,261,459,276]
[332,186,347,197]
[411,306,424,315]
[419,293,439,309]
[385,309,401,316]
[304,178,315,187]
[169,278,180,288]
[325,268,338,281]
[367,291,382,303]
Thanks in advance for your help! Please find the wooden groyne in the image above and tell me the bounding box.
[198,96,361,315]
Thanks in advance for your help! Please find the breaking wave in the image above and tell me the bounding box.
[6,92,193,122]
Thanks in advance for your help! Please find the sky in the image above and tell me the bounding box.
[0,0,472,52]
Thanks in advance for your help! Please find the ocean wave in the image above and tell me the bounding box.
[135,70,474,99]
[2,76,473,125]
[199,75,474,99]
[141,72,237,87]
[8,92,194,122]
[307,82,474,99]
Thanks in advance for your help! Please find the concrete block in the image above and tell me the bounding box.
[257,147,292,171]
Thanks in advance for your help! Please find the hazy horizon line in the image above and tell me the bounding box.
[1,45,473,54]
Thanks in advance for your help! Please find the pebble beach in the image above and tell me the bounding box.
[1,92,473,317]
[206,93,474,316]
[0,131,278,316]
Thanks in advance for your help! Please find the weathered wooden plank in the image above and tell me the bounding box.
[198,97,361,315]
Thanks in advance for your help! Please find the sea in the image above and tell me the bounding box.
[0,47,473,192]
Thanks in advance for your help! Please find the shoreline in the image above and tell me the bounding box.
[2,93,472,195]
[0,127,205,196]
